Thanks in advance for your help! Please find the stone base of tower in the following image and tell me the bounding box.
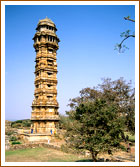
[31,120,59,135]
[22,133,53,142]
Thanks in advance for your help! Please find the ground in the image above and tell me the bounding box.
[6,147,89,162]
[5,124,135,162]
[98,146,135,162]
[5,145,135,162]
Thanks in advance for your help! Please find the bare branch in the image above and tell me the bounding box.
[118,35,135,52]
[124,17,135,22]
[119,35,135,46]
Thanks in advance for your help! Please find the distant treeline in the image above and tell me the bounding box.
[11,119,31,128]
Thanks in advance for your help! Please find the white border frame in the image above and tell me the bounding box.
[1,1,139,166]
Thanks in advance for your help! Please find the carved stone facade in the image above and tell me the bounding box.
[31,17,60,134]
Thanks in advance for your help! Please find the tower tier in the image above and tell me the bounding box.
[31,17,60,134]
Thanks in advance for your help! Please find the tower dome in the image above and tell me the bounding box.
[33,16,60,51]
[36,17,57,31]
[39,17,54,24]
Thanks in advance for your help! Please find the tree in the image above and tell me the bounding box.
[115,16,135,53]
[99,78,135,134]
[65,78,135,161]
[58,114,71,130]
[68,78,135,134]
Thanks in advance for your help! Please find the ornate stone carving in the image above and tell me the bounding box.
[31,17,60,134]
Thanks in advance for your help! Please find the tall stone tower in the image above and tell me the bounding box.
[31,17,60,134]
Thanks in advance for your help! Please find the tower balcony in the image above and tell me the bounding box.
[33,41,59,50]
[32,99,59,107]
[31,115,60,121]
[33,30,58,40]
[35,66,57,73]
[34,76,57,83]
[47,54,57,60]
[34,88,57,95]
[31,111,59,115]
[36,54,56,60]
[31,110,60,121]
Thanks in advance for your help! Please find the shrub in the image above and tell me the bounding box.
[10,136,17,141]
[15,120,22,123]
[5,131,14,136]
[11,141,21,145]
[11,123,22,128]
[61,144,69,153]
[11,119,31,128]
[119,145,127,151]
[23,122,31,127]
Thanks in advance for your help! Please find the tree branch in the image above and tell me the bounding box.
[115,16,135,53]
[120,35,135,46]
[118,35,135,52]
[124,17,135,22]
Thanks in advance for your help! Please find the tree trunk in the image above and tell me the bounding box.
[91,151,98,162]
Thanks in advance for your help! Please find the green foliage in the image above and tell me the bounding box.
[15,120,22,123]
[59,114,72,130]
[124,132,135,142]
[11,141,21,145]
[11,119,31,128]
[5,131,14,136]
[67,78,135,134]
[114,43,129,53]
[66,101,124,161]
[11,123,22,128]
[10,136,17,141]
[65,78,135,161]
[119,145,127,152]
[61,144,70,153]
[120,30,131,38]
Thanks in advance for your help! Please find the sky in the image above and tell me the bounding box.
[5,4,135,121]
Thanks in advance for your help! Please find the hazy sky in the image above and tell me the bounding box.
[5,5,135,121]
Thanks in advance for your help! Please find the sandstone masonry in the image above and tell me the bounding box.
[31,17,60,134]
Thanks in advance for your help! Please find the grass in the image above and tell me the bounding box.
[5,147,91,162]
[5,145,135,162]
[124,132,135,142]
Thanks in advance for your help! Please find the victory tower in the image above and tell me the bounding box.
[31,17,60,134]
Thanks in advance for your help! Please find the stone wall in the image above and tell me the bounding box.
[5,120,12,134]
[5,135,10,150]
[9,142,61,151]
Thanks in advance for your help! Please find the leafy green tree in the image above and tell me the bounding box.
[66,101,125,161]
[65,78,135,161]
[68,78,135,134]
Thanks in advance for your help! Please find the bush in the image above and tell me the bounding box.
[119,145,127,151]
[5,131,14,136]
[124,132,135,142]
[10,136,17,141]
[23,122,31,127]
[61,144,70,153]
[11,119,31,128]
[11,123,22,128]
[11,141,21,145]
[15,120,23,123]
[61,144,83,154]
[59,115,71,130]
